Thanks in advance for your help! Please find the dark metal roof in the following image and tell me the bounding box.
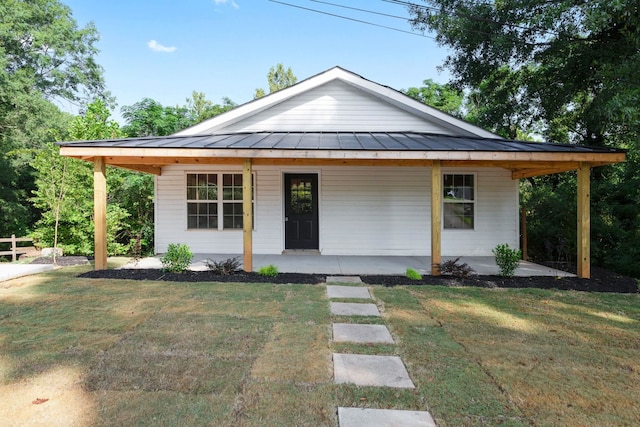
[58,132,624,154]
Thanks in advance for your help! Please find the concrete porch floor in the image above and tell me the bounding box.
[123,254,574,277]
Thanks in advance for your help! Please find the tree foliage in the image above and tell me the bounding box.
[0,0,105,103]
[254,63,297,99]
[409,0,640,276]
[0,0,105,238]
[185,92,236,124]
[121,93,236,137]
[30,100,128,256]
[402,79,464,117]
[121,98,191,137]
[408,0,639,146]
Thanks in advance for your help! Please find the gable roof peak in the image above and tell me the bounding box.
[175,66,499,139]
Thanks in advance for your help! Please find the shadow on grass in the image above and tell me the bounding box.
[373,285,640,427]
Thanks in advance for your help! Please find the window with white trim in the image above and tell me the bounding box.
[186,173,254,230]
[443,174,475,229]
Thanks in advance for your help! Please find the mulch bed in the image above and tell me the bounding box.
[79,269,325,284]
[77,264,639,294]
[363,265,638,293]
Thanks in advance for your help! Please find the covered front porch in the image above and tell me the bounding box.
[122,254,574,277]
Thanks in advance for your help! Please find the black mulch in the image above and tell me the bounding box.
[77,264,639,293]
[363,265,638,293]
[78,269,325,284]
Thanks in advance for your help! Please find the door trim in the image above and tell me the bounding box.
[283,172,320,251]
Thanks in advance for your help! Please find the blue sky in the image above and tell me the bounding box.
[63,0,451,122]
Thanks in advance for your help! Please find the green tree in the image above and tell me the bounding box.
[121,98,191,137]
[402,79,464,117]
[408,0,640,275]
[185,91,236,124]
[407,0,639,146]
[31,100,128,257]
[254,63,297,99]
[0,0,105,104]
[31,140,92,260]
[0,0,105,237]
[107,169,154,256]
[0,97,72,237]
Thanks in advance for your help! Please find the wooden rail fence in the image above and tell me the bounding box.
[0,235,36,262]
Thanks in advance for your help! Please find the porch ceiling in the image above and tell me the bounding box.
[58,131,626,178]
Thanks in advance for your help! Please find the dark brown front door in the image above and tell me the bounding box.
[284,174,319,250]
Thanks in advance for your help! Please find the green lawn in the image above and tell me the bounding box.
[0,264,638,426]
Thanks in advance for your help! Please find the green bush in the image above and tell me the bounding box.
[257,264,279,277]
[492,243,522,277]
[406,267,423,280]
[161,243,193,273]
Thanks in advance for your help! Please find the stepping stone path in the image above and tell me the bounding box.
[330,302,380,316]
[338,407,436,427]
[326,279,436,427]
[333,323,394,344]
[334,353,415,388]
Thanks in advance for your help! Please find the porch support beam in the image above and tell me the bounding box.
[577,163,591,278]
[243,158,253,272]
[60,146,625,164]
[431,160,442,275]
[94,157,108,270]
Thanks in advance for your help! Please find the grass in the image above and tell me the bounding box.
[0,264,638,426]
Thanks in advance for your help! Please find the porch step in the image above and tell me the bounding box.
[326,276,362,283]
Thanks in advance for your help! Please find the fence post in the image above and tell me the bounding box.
[11,234,16,262]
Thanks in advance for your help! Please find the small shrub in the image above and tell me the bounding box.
[438,257,475,278]
[207,257,241,275]
[161,243,193,273]
[257,264,279,277]
[493,243,522,277]
[406,267,422,280]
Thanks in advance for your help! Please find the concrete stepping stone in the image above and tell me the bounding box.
[330,302,380,317]
[333,353,415,388]
[333,323,394,344]
[338,407,436,427]
[327,276,363,283]
[327,285,370,299]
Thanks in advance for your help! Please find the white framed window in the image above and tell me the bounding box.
[443,174,475,229]
[186,173,254,230]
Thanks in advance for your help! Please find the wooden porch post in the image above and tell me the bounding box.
[431,161,442,275]
[94,157,107,270]
[577,163,591,278]
[243,158,253,272]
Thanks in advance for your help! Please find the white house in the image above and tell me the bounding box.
[59,67,625,277]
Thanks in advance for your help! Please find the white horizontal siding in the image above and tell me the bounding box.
[441,168,519,256]
[216,80,454,134]
[320,167,430,255]
[155,165,282,254]
[155,165,518,256]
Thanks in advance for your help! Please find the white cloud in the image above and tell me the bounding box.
[147,40,177,53]
[213,0,239,9]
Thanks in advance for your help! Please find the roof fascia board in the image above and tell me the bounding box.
[59,146,625,164]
